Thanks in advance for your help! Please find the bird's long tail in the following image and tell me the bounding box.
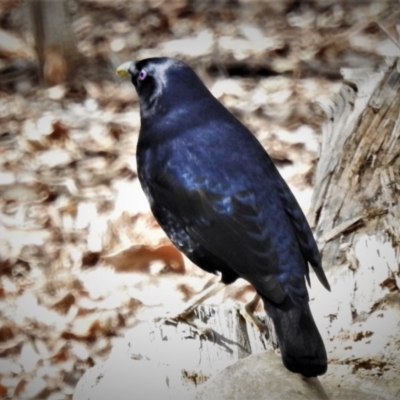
[263,298,327,378]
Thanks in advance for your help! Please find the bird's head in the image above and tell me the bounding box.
[117,57,210,119]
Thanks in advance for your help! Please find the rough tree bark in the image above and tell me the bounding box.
[25,0,81,86]
[311,58,400,272]
[307,56,400,396]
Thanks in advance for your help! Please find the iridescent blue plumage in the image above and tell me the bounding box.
[125,57,330,377]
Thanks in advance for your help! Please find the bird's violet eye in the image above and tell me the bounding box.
[138,70,147,81]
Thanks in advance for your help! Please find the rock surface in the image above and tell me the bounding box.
[74,346,400,400]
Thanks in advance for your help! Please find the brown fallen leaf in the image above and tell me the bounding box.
[51,292,76,315]
[63,311,123,340]
[15,376,47,399]
[102,243,185,274]
[48,120,70,142]
[81,252,101,268]
[0,324,14,342]
[0,383,7,397]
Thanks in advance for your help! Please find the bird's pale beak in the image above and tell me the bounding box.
[116,61,133,78]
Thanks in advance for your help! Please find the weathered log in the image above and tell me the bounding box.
[308,57,400,389]
[25,0,81,85]
[311,58,400,270]
[73,305,276,400]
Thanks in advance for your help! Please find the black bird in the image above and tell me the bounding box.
[117,57,330,378]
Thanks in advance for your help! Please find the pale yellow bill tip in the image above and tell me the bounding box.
[116,61,133,78]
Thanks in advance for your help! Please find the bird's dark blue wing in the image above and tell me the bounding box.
[147,163,310,308]
[273,175,330,291]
